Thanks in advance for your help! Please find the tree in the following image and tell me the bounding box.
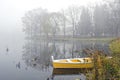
[40,11,52,38]
[67,6,81,37]
[111,0,120,36]
[49,12,62,37]
[60,9,67,37]
[22,9,39,38]
[22,8,52,38]
[77,7,92,36]
[93,4,110,37]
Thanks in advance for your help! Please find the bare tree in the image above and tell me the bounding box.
[67,6,81,38]
[49,12,62,38]
[61,9,67,37]
[22,8,53,39]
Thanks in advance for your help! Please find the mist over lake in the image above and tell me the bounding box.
[0,0,120,80]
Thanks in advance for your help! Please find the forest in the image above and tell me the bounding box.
[22,0,120,39]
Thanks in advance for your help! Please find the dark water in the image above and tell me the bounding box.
[0,38,110,80]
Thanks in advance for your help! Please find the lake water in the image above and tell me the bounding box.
[0,37,110,80]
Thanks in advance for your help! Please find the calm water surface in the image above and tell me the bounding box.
[0,37,110,80]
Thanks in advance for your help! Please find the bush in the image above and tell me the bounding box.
[109,38,120,79]
[109,38,120,55]
[85,49,120,80]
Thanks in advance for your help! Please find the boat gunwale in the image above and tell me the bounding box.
[53,58,93,64]
[53,61,93,64]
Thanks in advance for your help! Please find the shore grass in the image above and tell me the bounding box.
[53,37,115,42]
[31,36,116,42]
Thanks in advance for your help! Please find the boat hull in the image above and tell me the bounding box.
[53,62,94,68]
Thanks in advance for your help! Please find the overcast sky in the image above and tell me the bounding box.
[0,0,102,35]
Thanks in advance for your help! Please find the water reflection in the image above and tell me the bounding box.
[22,40,110,71]
[49,68,88,80]
[6,47,9,52]
[16,62,21,69]
[22,40,52,71]
[52,68,91,75]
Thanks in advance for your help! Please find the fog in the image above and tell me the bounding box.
[0,0,102,45]
[1,0,119,80]
[0,0,92,36]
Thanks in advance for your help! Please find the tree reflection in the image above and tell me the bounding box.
[16,62,21,69]
[22,39,52,71]
[22,39,109,71]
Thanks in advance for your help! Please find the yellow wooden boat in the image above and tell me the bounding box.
[51,56,94,69]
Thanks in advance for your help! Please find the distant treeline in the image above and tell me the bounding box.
[22,0,120,39]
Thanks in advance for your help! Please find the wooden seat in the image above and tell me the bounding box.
[66,59,72,62]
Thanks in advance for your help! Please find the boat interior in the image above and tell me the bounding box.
[54,58,92,63]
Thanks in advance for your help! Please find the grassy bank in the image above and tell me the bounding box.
[52,37,115,42]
